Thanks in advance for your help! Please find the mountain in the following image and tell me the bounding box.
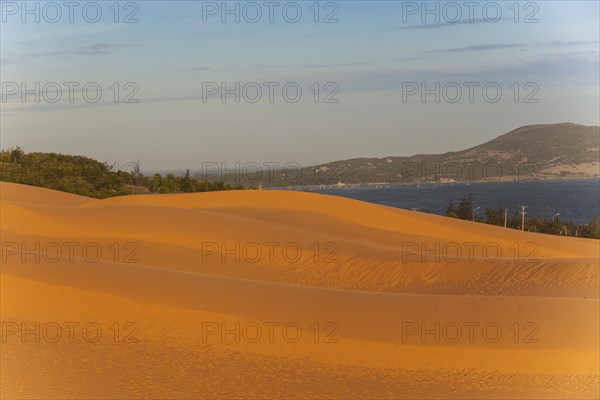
[223,123,599,187]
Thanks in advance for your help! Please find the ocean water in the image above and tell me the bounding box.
[311,179,600,225]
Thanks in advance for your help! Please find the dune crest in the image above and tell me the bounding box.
[1,182,598,399]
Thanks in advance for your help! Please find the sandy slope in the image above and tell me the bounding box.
[1,182,598,399]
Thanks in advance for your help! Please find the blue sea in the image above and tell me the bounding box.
[311,179,600,225]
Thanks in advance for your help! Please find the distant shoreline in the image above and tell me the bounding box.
[265,176,600,191]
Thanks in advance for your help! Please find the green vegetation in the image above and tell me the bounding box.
[145,169,243,194]
[446,195,600,239]
[0,147,244,199]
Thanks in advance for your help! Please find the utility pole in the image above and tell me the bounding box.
[472,206,480,222]
[519,206,528,231]
[504,208,508,228]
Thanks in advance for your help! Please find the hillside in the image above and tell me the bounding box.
[229,123,599,187]
[3,123,598,194]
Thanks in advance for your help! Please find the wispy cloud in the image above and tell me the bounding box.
[549,40,600,47]
[252,63,290,69]
[302,62,370,68]
[73,43,132,56]
[425,40,599,55]
[1,42,135,64]
[184,62,369,72]
[424,44,523,54]
[399,18,506,30]
[1,51,64,64]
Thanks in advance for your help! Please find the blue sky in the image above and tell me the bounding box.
[1,1,599,170]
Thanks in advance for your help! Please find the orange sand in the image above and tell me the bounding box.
[1,182,598,399]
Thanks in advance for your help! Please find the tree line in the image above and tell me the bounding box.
[0,147,244,199]
[446,194,600,239]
